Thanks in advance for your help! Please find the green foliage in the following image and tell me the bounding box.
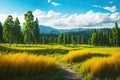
[3,15,14,43]
[23,11,40,44]
[33,18,40,44]
[14,17,21,43]
[0,22,3,42]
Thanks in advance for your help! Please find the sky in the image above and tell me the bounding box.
[0,0,120,29]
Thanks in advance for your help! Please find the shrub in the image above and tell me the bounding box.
[63,51,91,63]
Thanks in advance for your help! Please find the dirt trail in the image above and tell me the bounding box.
[59,63,80,80]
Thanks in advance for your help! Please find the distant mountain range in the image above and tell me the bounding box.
[39,25,94,34]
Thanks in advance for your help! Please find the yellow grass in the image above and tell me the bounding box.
[83,53,120,77]
[63,51,92,63]
[0,53,56,77]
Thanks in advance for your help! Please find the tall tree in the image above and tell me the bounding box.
[33,18,40,44]
[112,22,120,47]
[63,33,67,45]
[14,17,21,43]
[58,33,63,44]
[3,15,14,44]
[91,29,97,46]
[0,22,3,42]
[23,11,34,43]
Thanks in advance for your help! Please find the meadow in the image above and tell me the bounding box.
[0,44,120,80]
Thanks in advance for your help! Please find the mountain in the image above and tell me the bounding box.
[39,25,60,34]
[58,28,93,33]
[39,25,94,33]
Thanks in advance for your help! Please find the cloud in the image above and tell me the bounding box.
[48,0,51,3]
[33,9,120,29]
[109,1,113,4]
[0,9,120,29]
[92,5,101,8]
[103,6,117,13]
[47,0,61,7]
[51,2,61,6]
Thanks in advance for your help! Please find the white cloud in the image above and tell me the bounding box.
[109,1,113,4]
[0,9,120,29]
[51,2,61,6]
[103,6,117,13]
[48,0,51,3]
[92,5,101,8]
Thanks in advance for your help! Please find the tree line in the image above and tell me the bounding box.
[90,22,120,47]
[0,11,120,47]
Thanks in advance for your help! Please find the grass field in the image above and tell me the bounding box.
[0,44,120,80]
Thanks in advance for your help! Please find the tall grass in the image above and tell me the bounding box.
[63,51,91,63]
[83,53,120,78]
[0,53,56,77]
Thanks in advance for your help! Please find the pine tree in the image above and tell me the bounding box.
[33,18,40,44]
[58,33,63,44]
[81,35,85,44]
[66,33,71,44]
[23,11,34,44]
[91,29,97,46]
[109,30,113,46]
[63,33,67,45]
[71,35,75,44]
[3,15,14,44]
[14,17,21,43]
[0,22,3,42]
[112,22,120,47]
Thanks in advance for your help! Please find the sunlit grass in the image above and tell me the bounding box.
[0,53,56,77]
[82,53,120,78]
[63,51,92,63]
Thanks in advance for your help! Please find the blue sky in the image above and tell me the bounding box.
[0,0,120,14]
[0,0,120,29]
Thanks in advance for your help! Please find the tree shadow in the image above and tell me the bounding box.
[73,53,111,63]
[0,46,69,54]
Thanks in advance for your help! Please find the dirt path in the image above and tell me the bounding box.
[59,63,80,80]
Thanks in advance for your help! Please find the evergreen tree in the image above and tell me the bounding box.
[109,31,113,46]
[63,33,67,45]
[91,29,97,45]
[66,33,71,44]
[23,11,34,43]
[81,35,85,44]
[71,35,75,44]
[58,33,63,44]
[3,15,14,44]
[33,18,40,44]
[112,22,120,47]
[0,22,3,42]
[14,17,21,43]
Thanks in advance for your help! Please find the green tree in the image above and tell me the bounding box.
[112,22,120,47]
[71,35,75,44]
[58,33,63,44]
[81,35,85,44]
[14,17,21,43]
[91,30,97,45]
[23,11,34,43]
[3,15,14,44]
[63,33,67,45]
[0,22,3,42]
[33,18,40,44]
